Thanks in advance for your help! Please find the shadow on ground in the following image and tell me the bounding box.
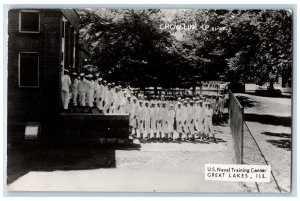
[244,92,291,98]
[244,113,291,127]
[236,96,258,108]
[7,142,140,185]
[139,137,226,144]
[266,139,291,151]
[262,132,291,138]
[214,113,229,126]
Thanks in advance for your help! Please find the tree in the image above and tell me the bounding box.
[78,9,292,89]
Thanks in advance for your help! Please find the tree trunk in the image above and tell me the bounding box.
[269,79,274,91]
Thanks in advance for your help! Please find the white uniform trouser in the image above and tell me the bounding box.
[119,105,126,113]
[188,120,197,134]
[112,104,120,113]
[156,120,162,132]
[145,120,151,134]
[87,89,94,107]
[72,89,78,106]
[95,90,102,109]
[79,91,86,107]
[130,115,137,128]
[167,120,174,133]
[138,119,145,134]
[204,117,214,135]
[103,100,112,113]
[150,118,156,137]
[61,91,69,109]
[195,117,205,133]
[176,121,183,133]
[162,120,168,133]
[182,121,189,134]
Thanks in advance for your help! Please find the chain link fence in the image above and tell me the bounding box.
[229,90,282,192]
[229,90,244,164]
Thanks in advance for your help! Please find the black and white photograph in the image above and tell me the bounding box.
[5,7,293,193]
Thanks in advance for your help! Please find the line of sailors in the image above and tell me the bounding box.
[61,69,225,141]
[61,69,129,114]
[126,96,222,141]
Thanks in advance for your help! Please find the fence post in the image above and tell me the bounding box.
[241,107,244,164]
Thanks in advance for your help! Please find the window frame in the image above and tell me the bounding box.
[18,52,40,88]
[19,10,40,33]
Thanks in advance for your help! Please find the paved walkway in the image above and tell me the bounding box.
[236,93,291,192]
[7,125,243,192]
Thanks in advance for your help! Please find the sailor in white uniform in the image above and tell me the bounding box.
[175,102,183,140]
[61,69,71,111]
[86,74,95,112]
[188,100,197,140]
[144,101,151,140]
[149,102,156,139]
[71,72,79,107]
[167,104,176,140]
[155,102,163,139]
[161,102,168,139]
[77,73,87,108]
[204,102,215,141]
[137,100,145,139]
[182,100,189,140]
[130,97,138,136]
[103,83,114,114]
[195,100,205,140]
[95,78,103,111]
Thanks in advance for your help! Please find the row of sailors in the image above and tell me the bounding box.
[61,69,130,113]
[62,70,219,140]
[126,97,215,141]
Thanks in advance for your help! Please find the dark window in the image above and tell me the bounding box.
[19,52,39,87]
[20,11,40,32]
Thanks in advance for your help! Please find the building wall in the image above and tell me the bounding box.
[7,9,79,143]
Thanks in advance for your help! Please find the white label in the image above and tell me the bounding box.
[205,164,271,182]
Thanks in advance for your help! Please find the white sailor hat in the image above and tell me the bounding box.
[133,97,137,101]
[190,100,194,104]
[107,83,112,86]
[170,104,174,107]
[64,69,69,73]
[98,78,103,81]
[72,72,77,75]
[103,80,107,83]
[80,73,85,76]
[95,73,99,76]
[183,101,188,104]
[177,102,182,105]
[112,82,115,85]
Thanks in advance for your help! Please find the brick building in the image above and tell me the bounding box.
[7,9,81,143]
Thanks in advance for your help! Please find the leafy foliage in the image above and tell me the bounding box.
[78,9,292,87]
